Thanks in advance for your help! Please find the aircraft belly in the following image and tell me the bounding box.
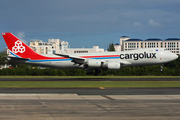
[27,61,82,69]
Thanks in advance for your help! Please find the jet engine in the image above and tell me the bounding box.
[106,62,120,70]
[84,59,102,68]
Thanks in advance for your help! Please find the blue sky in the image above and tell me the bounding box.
[0,0,180,51]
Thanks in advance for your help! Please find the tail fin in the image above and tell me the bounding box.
[2,32,39,58]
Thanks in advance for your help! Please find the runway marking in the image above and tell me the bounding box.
[102,95,115,100]
[99,87,105,89]
[37,94,56,120]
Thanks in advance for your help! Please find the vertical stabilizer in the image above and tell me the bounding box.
[2,32,39,58]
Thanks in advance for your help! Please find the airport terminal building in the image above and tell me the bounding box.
[117,36,180,55]
[29,39,104,54]
[66,46,104,53]
[29,39,68,54]
[7,35,179,55]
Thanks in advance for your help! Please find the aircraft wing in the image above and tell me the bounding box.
[54,53,86,64]
[55,53,132,66]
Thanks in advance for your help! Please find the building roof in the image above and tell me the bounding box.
[126,39,143,41]
[145,38,162,41]
[165,38,180,41]
[121,36,129,38]
[114,43,120,45]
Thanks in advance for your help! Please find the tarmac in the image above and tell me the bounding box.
[0,94,180,120]
[0,78,180,120]
[0,88,180,95]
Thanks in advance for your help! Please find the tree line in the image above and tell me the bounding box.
[0,64,179,76]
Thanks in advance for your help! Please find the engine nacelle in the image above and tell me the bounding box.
[85,59,102,68]
[106,62,120,70]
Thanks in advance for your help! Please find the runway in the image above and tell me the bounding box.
[0,78,180,119]
[1,88,180,95]
[0,94,180,120]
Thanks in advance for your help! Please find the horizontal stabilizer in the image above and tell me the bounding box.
[8,56,30,61]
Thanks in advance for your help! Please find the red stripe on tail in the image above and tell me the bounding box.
[2,33,39,58]
[1,32,66,60]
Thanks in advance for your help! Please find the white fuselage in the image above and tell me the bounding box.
[18,48,178,69]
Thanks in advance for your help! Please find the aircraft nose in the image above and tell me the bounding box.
[175,54,178,59]
[171,53,178,60]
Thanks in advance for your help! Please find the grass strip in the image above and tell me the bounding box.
[0,76,180,78]
[0,81,180,88]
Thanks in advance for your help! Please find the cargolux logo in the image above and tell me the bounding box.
[12,40,25,53]
[119,52,156,60]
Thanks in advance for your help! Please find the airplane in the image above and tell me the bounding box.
[1,32,178,74]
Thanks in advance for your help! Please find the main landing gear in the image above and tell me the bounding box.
[86,68,101,76]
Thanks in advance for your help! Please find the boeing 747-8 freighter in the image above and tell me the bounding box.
[2,33,178,73]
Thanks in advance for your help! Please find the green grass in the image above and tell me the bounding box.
[0,76,179,88]
[0,81,180,88]
[0,76,180,78]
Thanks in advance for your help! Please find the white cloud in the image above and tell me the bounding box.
[133,22,143,27]
[148,19,161,27]
[17,32,25,39]
[17,32,28,44]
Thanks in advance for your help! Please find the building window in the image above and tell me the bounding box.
[74,51,88,53]
[128,43,136,49]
